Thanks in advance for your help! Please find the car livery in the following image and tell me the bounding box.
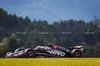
[5,44,83,58]
[34,44,83,57]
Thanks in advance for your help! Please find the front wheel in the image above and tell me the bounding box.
[26,49,35,58]
[74,50,82,57]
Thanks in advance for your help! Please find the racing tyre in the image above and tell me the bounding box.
[74,50,82,57]
[26,49,35,58]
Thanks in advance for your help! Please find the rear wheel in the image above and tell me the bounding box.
[26,49,35,58]
[74,50,82,57]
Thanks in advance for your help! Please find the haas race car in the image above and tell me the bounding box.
[5,43,83,58]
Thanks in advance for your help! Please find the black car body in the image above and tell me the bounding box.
[34,44,83,58]
[5,44,83,58]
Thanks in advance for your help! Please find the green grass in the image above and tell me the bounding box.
[0,58,100,66]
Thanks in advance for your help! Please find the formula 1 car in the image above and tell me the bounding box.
[5,43,83,58]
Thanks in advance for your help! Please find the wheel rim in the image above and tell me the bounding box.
[29,51,33,56]
[76,51,81,57]
[74,50,82,57]
[27,50,35,58]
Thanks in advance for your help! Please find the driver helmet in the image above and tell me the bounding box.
[48,43,53,47]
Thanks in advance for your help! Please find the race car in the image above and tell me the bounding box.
[5,43,83,58]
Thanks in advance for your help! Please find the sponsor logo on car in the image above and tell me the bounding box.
[47,50,65,56]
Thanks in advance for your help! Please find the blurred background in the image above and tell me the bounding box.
[0,0,100,57]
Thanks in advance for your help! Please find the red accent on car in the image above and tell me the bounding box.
[17,54,23,56]
[53,45,58,49]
